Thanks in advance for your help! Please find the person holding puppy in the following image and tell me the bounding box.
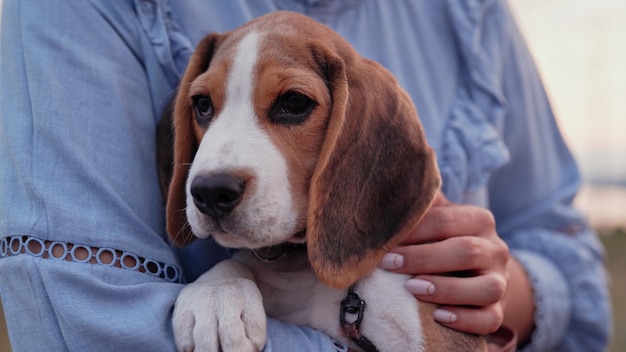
[0,1,610,351]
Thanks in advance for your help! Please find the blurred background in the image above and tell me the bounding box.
[0,0,624,351]
[509,0,626,230]
[508,1,626,350]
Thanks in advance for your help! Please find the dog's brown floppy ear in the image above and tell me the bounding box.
[307,47,441,289]
[166,34,221,246]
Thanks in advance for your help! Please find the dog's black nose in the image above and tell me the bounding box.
[190,174,244,219]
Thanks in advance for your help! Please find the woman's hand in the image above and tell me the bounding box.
[381,192,511,335]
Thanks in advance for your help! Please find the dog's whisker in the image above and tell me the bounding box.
[158,87,180,107]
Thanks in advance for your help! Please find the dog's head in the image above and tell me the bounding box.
[166,11,440,289]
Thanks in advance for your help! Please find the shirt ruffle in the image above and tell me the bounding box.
[439,0,510,202]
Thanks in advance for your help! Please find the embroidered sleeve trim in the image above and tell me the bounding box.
[0,235,182,283]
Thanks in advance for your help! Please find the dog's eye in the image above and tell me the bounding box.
[192,95,213,126]
[281,93,312,115]
[269,92,315,125]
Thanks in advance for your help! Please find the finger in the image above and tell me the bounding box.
[433,304,504,335]
[388,236,507,274]
[406,274,507,307]
[403,205,495,244]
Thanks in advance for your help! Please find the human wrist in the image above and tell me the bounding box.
[503,256,535,345]
[507,250,571,350]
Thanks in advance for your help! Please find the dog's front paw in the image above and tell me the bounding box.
[173,278,267,352]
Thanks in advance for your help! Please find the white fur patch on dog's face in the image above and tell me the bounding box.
[185,31,298,248]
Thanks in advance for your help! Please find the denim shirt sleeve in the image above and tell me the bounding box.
[443,1,611,351]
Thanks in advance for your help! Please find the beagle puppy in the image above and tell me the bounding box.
[162,11,487,352]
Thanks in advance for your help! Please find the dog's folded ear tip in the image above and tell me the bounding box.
[309,251,385,289]
[315,270,358,290]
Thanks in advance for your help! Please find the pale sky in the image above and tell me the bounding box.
[509,0,626,227]
[509,0,626,185]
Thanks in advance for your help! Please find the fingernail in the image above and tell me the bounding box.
[406,279,435,296]
[380,253,404,270]
[434,309,457,324]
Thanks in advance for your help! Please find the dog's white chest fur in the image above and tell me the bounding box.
[244,254,425,351]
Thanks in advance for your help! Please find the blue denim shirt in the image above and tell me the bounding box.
[0,0,611,351]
